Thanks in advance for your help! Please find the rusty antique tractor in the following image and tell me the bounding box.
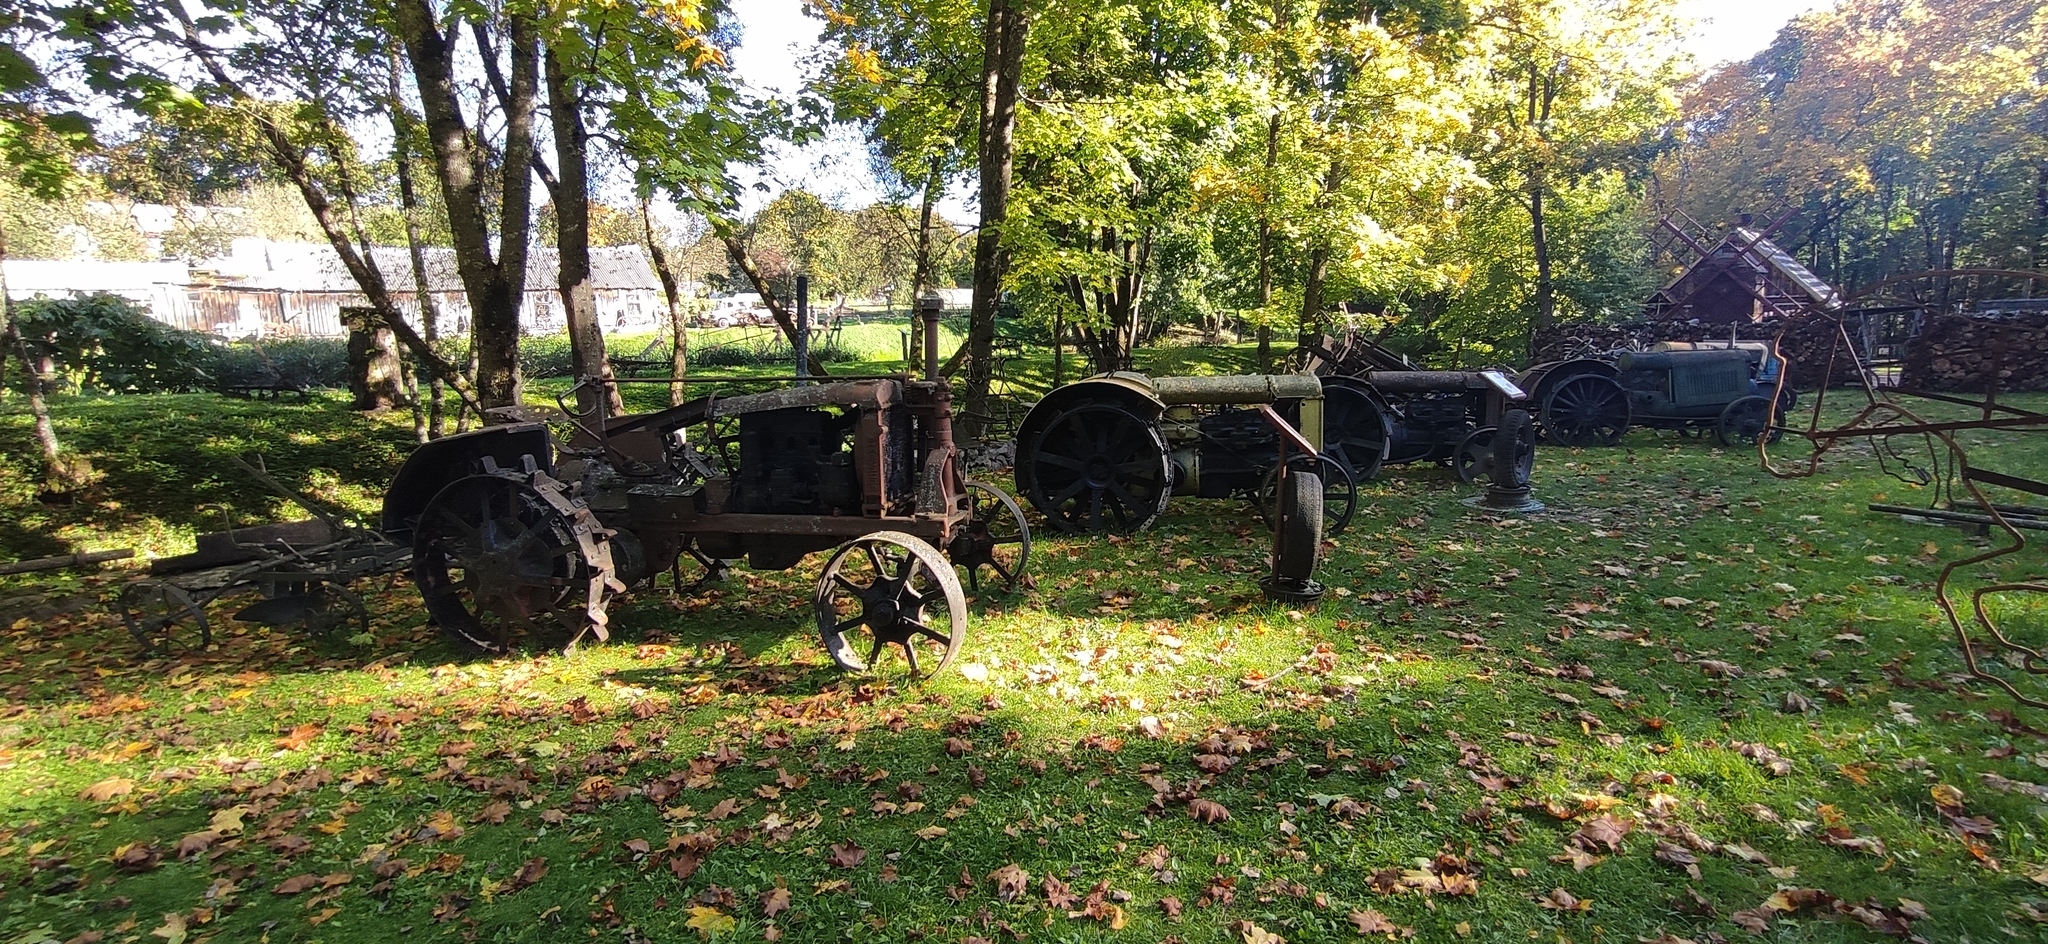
[1011,372,1332,602]
[378,307,1027,678]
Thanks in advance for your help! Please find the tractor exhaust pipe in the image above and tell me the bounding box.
[918,292,943,382]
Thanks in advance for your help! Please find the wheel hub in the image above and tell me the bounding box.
[1083,455,1115,488]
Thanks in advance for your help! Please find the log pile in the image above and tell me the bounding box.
[1900,312,2048,393]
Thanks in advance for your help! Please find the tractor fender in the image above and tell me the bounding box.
[380,423,555,540]
[1014,372,1166,457]
[1520,358,1618,407]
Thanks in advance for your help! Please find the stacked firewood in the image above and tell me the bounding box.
[1901,313,2048,392]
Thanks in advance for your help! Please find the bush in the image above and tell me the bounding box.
[8,294,216,393]
[207,338,350,389]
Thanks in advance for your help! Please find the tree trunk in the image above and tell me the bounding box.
[0,217,90,493]
[641,197,689,405]
[388,48,449,439]
[395,0,538,412]
[718,231,829,375]
[545,46,621,418]
[164,1,479,414]
[908,158,943,365]
[1256,113,1279,370]
[343,306,406,411]
[963,0,1029,440]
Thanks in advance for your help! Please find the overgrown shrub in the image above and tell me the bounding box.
[207,338,350,389]
[7,294,215,393]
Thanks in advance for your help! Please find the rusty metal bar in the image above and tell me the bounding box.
[1153,374,1321,404]
[1805,415,2048,440]
[1254,404,1318,457]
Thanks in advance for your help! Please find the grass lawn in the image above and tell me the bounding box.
[1,353,2045,944]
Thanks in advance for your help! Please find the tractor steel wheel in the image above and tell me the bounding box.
[1271,470,1324,582]
[950,480,1032,592]
[1256,453,1356,537]
[1453,426,1495,484]
[1322,383,1391,481]
[816,531,967,679]
[1715,396,1782,446]
[1020,404,1172,534]
[411,473,611,655]
[1491,409,1537,490]
[1541,374,1630,446]
[121,580,210,654]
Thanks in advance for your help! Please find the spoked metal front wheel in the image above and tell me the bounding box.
[815,531,968,679]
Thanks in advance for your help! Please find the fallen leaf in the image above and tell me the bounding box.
[684,904,735,938]
[1539,887,1590,911]
[1349,908,1398,936]
[762,887,791,917]
[1188,798,1231,824]
[149,913,187,944]
[827,842,865,868]
[82,778,135,802]
[990,864,1029,903]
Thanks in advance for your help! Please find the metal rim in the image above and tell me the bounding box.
[410,473,601,655]
[1020,404,1172,534]
[1256,453,1356,537]
[1491,409,1537,489]
[1716,395,1782,446]
[1541,374,1630,446]
[1453,426,1495,484]
[815,530,967,679]
[1322,382,1390,481]
[120,580,210,654]
[951,480,1032,593]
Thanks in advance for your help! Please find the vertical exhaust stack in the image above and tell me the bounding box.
[918,292,943,382]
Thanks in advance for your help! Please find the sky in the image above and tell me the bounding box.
[726,0,1836,216]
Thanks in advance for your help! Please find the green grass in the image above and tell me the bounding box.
[2,360,2046,944]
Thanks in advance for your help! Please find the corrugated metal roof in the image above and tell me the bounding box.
[211,241,660,294]
[3,259,191,292]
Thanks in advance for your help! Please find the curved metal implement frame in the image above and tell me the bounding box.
[1760,272,2048,709]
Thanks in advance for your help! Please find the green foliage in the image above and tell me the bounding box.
[7,294,216,393]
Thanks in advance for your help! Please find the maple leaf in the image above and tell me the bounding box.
[762,887,791,917]
[1654,842,1703,879]
[1349,908,1398,936]
[274,874,324,895]
[989,864,1029,903]
[1550,846,1604,872]
[1232,919,1286,943]
[1730,908,1772,932]
[1188,798,1231,823]
[684,904,735,938]
[1160,895,1184,918]
[275,723,324,751]
[669,852,704,881]
[1571,814,1634,851]
[507,857,547,893]
[473,800,512,825]
[209,806,248,836]
[150,912,188,944]
[111,842,161,873]
[1538,887,1590,911]
[827,842,866,868]
[704,797,742,820]
[174,831,220,859]
[914,825,948,840]
[81,777,135,802]
[1043,874,1078,909]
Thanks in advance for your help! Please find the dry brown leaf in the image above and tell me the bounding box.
[1188,798,1231,824]
[989,864,1029,903]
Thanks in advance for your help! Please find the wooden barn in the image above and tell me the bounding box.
[1645,213,1844,324]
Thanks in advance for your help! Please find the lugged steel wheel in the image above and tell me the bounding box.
[949,480,1031,592]
[1019,404,1172,534]
[410,472,613,655]
[1491,409,1537,490]
[1540,373,1630,446]
[815,531,967,679]
[121,579,210,654]
[1256,453,1356,537]
[1322,382,1391,481]
[1716,395,1782,446]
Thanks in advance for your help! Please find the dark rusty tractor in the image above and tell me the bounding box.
[1011,372,1331,602]
[378,308,1026,678]
[1301,333,1535,488]
[1520,340,1792,446]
